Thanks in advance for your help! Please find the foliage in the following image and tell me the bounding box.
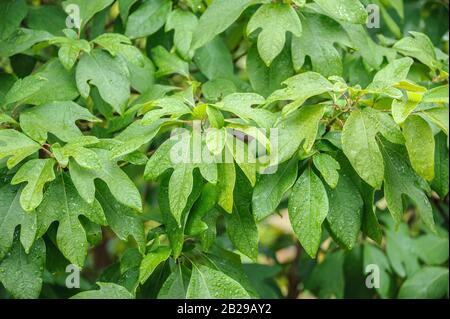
[0,0,448,299]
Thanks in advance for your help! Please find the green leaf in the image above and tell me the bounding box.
[95,182,146,253]
[378,137,435,232]
[247,3,302,66]
[125,0,172,39]
[313,153,340,189]
[224,168,259,261]
[69,148,142,212]
[421,107,449,136]
[11,158,56,212]
[403,115,435,181]
[186,264,251,299]
[141,97,191,125]
[0,129,40,169]
[92,33,145,67]
[423,85,449,104]
[398,267,449,299]
[276,104,326,163]
[158,263,188,299]
[191,0,267,51]
[166,9,198,59]
[52,136,101,169]
[325,171,363,250]
[50,30,91,70]
[0,28,53,57]
[0,237,45,299]
[291,12,351,77]
[363,244,394,299]
[247,44,294,98]
[394,32,439,71]
[431,132,449,198]
[225,134,257,187]
[289,166,329,258]
[71,282,134,299]
[139,246,172,284]
[62,0,114,30]
[312,0,368,24]
[367,58,414,95]
[342,107,403,190]
[218,93,276,128]
[194,37,235,81]
[19,101,100,144]
[0,184,37,260]
[0,0,27,40]
[151,46,190,78]
[414,234,449,266]
[5,59,79,106]
[253,159,297,221]
[76,49,130,114]
[217,162,236,214]
[268,72,333,116]
[37,173,106,267]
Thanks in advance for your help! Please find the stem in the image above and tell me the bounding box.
[286,242,302,299]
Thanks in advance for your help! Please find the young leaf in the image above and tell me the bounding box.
[394,32,439,71]
[11,158,56,212]
[289,166,329,258]
[312,0,368,24]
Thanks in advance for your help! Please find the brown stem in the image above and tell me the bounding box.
[286,242,302,299]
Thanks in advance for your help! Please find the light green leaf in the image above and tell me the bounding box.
[92,33,145,67]
[125,0,172,39]
[139,246,172,284]
[392,98,420,124]
[76,49,130,114]
[423,85,449,104]
[166,9,198,59]
[194,37,234,81]
[276,104,326,163]
[141,97,192,125]
[312,0,368,24]
[50,30,91,70]
[19,101,100,144]
[0,28,53,57]
[342,108,403,190]
[52,136,101,169]
[289,166,329,258]
[313,153,340,189]
[414,234,449,266]
[0,129,40,169]
[363,244,394,299]
[11,158,56,212]
[268,72,333,116]
[394,32,439,71]
[367,58,414,95]
[247,3,302,66]
[37,173,106,267]
[398,267,449,299]
[421,107,449,136]
[403,115,435,181]
[62,0,114,30]
[191,0,268,51]
[0,238,45,299]
[71,282,134,299]
[5,59,79,106]
[152,46,190,78]
[69,148,142,212]
[217,162,236,214]
[186,264,251,299]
